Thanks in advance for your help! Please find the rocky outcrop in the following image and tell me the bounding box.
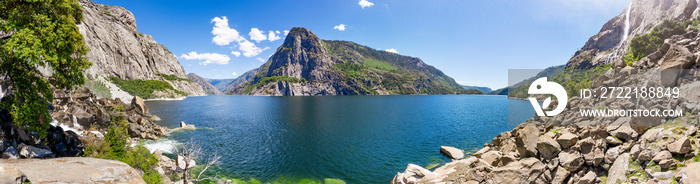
[0,157,145,183]
[187,73,223,95]
[51,86,168,141]
[231,27,468,96]
[566,0,700,69]
[77,0,205,98]
[440,146,465,160]
[222,68,258,94]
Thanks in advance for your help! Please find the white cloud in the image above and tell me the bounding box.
[333,24,346,31]
[284,30,289,35]
[180,52,230,65]
[232,72,238,76]
[256,57,266,62]
[275,30,281,34]
[385,48,398,54]
[239,40,269,57]
[232,51,241,57]
[359,0,374,9]
[211,16,244,46]
[268,31,281,42]
[249,28,267,43]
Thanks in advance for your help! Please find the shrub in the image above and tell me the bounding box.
[83,118,163,184]
[110,77,188,99]
[83,79,112,99]
[157,73,191,82]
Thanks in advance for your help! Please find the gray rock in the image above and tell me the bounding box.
[558,150,584,171]
[605,146,623,164]
[579,171,597,184]
[515,126,539,158]
[1,146,18,159]
[392,164,436,184]
[440,146,465,160]
[668,137,691,154]
[659,44,695,86]
[18,144,54,158]
[481,151,501,166]
[131,96,148,115]
[537,135,561,160]
[486,158,545,184]
[556,132,578,149]
[659,159,676,169]
[679,162,700,183]
[0,164,26,183]
[652,150,672,163]
[176,155,196,170]
[606,153,629,184]
[0,157,145,183]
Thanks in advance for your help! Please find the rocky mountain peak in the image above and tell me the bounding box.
[267,27,334,81]
[567,0,700,68]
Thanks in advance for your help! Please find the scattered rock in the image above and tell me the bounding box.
[481,151,501,166]
[579,171,596,184]
[668,137,691,154]
[652,151,672,163]
[556,132,578,149]
[558,150,584,171]
[486,158,545,184]
[1,146,18,159]
[392,164,437,184]
[176,155,196,170]
[659,159,676,169]
[537,135,561,160]
[18,144,54,159]
[606,153,629,184]
[515,126,539,158]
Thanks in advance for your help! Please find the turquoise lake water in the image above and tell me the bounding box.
[144,95,535,184]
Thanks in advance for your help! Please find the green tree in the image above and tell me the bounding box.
[0,0,91,138]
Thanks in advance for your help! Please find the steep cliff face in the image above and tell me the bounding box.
[187,73,223,95]
[231,27,469,96]
[222,69,258,94]
[566,0,700,69]
[77,0,205,97]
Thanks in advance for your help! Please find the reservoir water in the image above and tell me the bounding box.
[145,95,535,183]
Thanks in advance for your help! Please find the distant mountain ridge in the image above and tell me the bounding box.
[461,85,492,94]
[489,65,564,95]
[188,73,223,95]
[229,27,474,96]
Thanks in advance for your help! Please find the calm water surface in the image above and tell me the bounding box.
[145,95,534,184]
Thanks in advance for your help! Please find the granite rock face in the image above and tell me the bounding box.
[77,0,205,98]
[0,157,146,183]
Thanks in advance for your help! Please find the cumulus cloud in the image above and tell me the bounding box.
[284,30,289,35]
[249,28,267,43]
[211,17,244,46]
[232,72,238,76]
[385,48,398,54]
[180,52,230,65]
[232,51,241,57]
[239,40,269,57]
[268,31,281,42]
[256,57,266,62]
[359,0,374,9]
[333,24,346,31]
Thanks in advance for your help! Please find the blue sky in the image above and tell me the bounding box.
[92,0,630,89]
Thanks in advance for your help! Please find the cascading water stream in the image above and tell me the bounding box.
[606,2,632,64]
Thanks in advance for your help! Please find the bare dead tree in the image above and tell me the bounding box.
[173,139,222,184]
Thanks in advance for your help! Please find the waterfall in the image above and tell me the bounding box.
[605,2,632,64]
[622,3,632,43]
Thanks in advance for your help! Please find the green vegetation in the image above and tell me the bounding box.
[625,19,698,63]
[83,79,112,99]
[110,77,187,99]
[363,58,397,71]
[83,112,162,184]
[551,63,612,98]
[243,76,306,94]
[157,73,191,82]
[0,0,92,138]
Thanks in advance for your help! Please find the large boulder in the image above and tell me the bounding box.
[556,132,578,149]
[537,135,561,160]
[485,158,545,184]
[72,106,95,128]
[606,153,630,184]
[679,162,700,183]
[18,144,54,159]
[440,146,464,160]
[558,150,584,171]
[659,44,695,87]
[515,126,539,158]
[131,96,148,115]
[392,164,437,184]
[1,146,18,159]
[0,157,145,183]
[579,137,605,166]
[0,164,26,183]
[668,137,691,154]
